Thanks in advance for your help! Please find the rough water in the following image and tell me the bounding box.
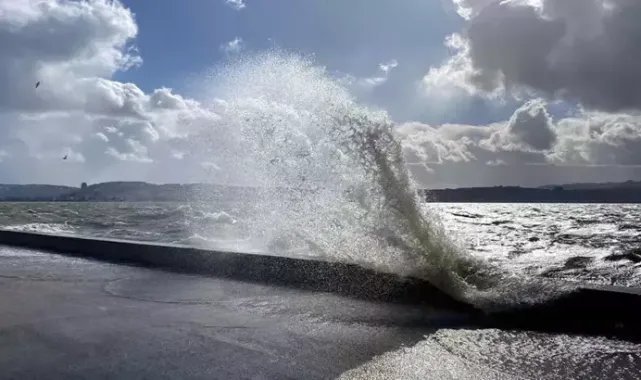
[193,52,566,309]
[0,53,548,309]
[3,201,641,378]
[1,53,638,309]
[2,52,641,377]
[2,201,640,290]
[432,203,641,287]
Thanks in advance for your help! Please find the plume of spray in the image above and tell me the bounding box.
[190,51,571,310]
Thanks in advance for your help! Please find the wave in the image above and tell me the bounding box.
[4,223,76,235]
[190,51,570,310]
[188,210,237,225]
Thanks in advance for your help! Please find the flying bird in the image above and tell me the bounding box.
[63,154,68,160]
[35,81,40,89]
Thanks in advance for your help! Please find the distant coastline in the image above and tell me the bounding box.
[0,182,252,202]
[423,180,641,203]
[2,180,641,203]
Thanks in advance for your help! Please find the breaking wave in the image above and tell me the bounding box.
[191,51,570,309]
[4,222,76,235]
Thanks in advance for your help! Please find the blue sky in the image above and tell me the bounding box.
[118,0,458,84]
[2,0,641,187]
[116,0,486,124]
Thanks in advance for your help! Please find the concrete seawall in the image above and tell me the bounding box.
[0,229,470,311]
[0,243,471,379]
[485,284,641,340]
[2,229,641,341]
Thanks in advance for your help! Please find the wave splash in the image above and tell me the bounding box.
[194,52,569,309]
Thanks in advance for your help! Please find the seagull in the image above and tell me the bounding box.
[63,154,68,160]
[35,81,40,89]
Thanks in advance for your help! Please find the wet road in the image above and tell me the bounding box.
[4,245,641,379]
[0,245,470,379]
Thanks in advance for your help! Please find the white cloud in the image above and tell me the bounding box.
[549,111,641,167]
[0,0,220,184]
[353,59,399,90]
[0,0,141,113]
[379,59,398,74]
[95,132,109,143]
[395,122,480,165]
[486,159,506,166]
[360,76,387,88]
[1,0,640,188]
[395,98,641,186]
[106,139,152,163]
[220,37,244,54]
[171,151,186,160]
[451,0,497,19]
[224,0,246,11]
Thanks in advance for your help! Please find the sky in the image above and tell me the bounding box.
[2,0,641,188]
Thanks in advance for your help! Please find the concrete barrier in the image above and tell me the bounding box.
[484,284,641,340]
[2,229,641,341]
[0,229,472,312]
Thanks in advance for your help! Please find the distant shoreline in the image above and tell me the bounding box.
[2,180,641,203]
[422,181,641,203]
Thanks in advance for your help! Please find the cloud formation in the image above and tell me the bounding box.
[396,99,641,187]
[0,0,219,184]
[2,0,640,188]
[0,0,140,113]
[220,37,244,54]
[485,99,556,152]
[407,0,641,186]
[352,59,399,90]
[428,0,641,112]
[224,0,246,11]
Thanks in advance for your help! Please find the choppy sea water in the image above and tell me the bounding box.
[3,201,641,379]
[1,201,640,288]
[3,53,640,377]
[429,203,641,287]
[0,201,257,251]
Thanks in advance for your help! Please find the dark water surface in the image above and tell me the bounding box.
[3,202,641,379]
[2,202,640,287]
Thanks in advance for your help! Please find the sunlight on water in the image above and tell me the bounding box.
[340,329,641,380]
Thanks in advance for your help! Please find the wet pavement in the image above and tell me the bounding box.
[0,245,471,379]
[4,244,641,379]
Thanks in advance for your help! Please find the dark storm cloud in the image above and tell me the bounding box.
[437,0,641,112]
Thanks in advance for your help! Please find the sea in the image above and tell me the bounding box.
[2,201,640,289]
[3,200,641,379]
[3,52,641,377]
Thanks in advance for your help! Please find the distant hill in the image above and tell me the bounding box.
[57,182,258,202]
[2,180,641,203]
[60,182,193,202]
[425,182,641,203]
[538,180,641,191]
[0,182,255,202]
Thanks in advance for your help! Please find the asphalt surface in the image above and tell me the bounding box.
[0,245,473,379]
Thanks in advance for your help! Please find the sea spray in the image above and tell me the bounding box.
[191,51,570,309]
